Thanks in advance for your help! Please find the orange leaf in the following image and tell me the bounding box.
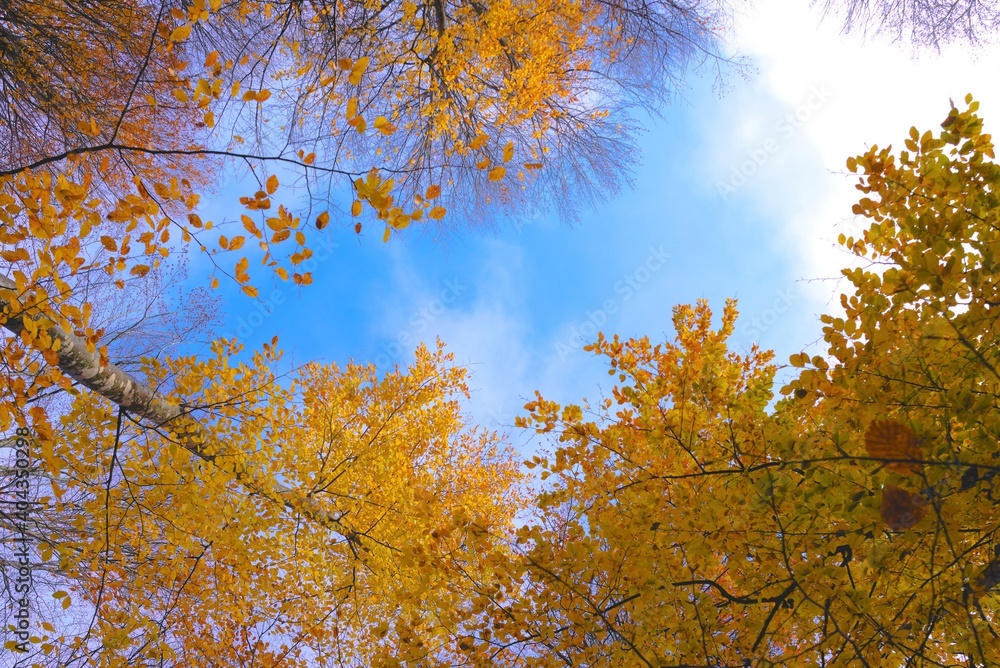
[241,215,262,238]
[865,420,922,474]
[242,285,259,298]
[265,174,279,195]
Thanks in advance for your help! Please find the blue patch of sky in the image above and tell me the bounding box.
[188,59,831,437]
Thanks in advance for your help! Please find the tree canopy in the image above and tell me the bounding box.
[501,97,1000,666]
[3,1,1000,667]
[0,0,732,664]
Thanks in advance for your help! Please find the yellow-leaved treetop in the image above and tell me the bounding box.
[0,1,729,662]
[470,99,1000,666]
[3,339,522,664]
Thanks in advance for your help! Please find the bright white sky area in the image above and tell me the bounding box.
[209,0,1000,454]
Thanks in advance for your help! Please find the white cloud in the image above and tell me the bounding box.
[726,0,1000,303]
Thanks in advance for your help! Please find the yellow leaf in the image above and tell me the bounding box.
[382,227,391,242]
[425,184,441,200]
[210,277,219,289]
[235,257,249,280]
[100,236,117,252]
[130,265,150,277]
[276,267,289,281]
[219,235,229,250]
[241,215,262,238]
[228,236,246,251]
[170,24,192,42]
[338,57,353,70]
[374,116,396,135]
[348,57,370,85]
[0,248,29,262]
[316,211,330,229]
[266,174,279,195]
[204,111,215,128]
[429,206,446,220]
[242,285,259,298]
[488,166,506,181]
[256,89,271,102]
[503,140,514,163]
[351,201,362,217]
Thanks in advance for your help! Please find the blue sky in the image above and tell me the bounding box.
[194,1,1000,449]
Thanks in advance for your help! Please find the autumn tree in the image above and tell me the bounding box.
[0,0,739,451]
[0,0,740,662]
[482,98,1000,666]
[1,332,523,665]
